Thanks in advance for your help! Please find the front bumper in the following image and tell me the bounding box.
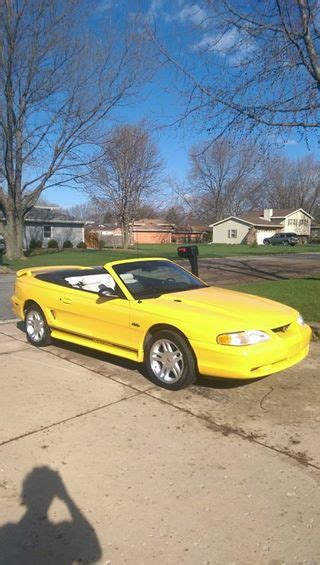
[191,323,312,379]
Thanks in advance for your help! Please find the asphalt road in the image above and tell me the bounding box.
[0,274,15,320]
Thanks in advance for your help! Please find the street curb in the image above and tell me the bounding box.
[0,318,19,325]
[308,322,320,340]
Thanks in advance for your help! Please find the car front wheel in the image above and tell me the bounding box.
[144,330,197,390]
[25,305,51,347]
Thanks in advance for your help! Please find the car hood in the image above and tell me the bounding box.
[152,286,298,332]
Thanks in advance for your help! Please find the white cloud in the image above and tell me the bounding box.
[193,28,255,62]
[284,139,299,145]
[95,1,113,14]
[176,3,207,26]
[148,0,164,16]
[194,29,239,52]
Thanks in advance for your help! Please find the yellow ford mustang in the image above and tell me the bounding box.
[12,257,311,390]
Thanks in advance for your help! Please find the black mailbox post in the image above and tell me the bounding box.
[177,245,199,277]
[0,238,5,266]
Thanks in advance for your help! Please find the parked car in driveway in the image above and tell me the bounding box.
[263,232,299,246]
[11,258,311,390]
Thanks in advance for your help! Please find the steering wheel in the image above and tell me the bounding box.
[160,277,176,287]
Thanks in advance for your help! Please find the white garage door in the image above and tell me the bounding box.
[256,230,276,245]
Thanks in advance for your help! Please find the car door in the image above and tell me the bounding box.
[50,275,134,350]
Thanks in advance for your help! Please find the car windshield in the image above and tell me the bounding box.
[113,260,207,299]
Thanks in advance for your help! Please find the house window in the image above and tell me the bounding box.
[299,219,308,226]
[288,218,298,226]
[228,229,237,239]
[43,225,51,238]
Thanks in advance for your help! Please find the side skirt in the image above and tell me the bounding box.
[50,328,139,362]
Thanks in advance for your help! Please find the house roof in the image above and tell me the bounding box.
[238,213,282,226]
[210,215,282,228]
[0,206,85,225]
[132,218,174,228]
[248,208,314,219]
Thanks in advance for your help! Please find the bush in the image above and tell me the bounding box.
[76,241,87,249]
[47,239,59,248]
[62,240,73,249]
[29,238,42,250]
[98,238,106,249]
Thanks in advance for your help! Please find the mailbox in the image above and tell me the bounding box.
[177,245,199,276]
[177,245,198,259]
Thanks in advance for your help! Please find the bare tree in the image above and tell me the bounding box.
[83,124,163,248]
[263,154,320,213]
[187,138,264,223]
[148,0,320,139]
[0,0,148,258]
[68,200,106,224]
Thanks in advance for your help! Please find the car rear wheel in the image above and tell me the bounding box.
[144,330,197,390]
[25,305,51,347]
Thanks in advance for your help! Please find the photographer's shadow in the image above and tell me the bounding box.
[0,466,102,564]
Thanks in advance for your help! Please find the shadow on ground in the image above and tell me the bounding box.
[0,466,102,564]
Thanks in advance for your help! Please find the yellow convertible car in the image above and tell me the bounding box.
[12,257,311,390]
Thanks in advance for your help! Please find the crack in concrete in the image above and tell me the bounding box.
[0,391,142,448]
[0,348,28,356]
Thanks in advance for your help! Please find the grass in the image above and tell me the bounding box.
[230,277,320,321]
[4,242,320,271]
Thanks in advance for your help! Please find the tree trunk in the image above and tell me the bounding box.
[121,221,130,249]
[4,214,25,260]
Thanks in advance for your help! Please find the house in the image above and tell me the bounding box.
[310,222,320,242]
[130,218,175,244]
[0,206,86,249]
[85,218,209,247]
[210,208,314,245]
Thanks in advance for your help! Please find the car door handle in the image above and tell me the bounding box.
[60,297,72,305]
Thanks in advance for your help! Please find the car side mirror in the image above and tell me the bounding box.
[98,284,118,298]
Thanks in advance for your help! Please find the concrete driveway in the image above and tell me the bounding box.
[1,321,320,564]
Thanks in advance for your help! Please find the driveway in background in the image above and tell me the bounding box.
[0,321,320,563]
[193,252,320,286]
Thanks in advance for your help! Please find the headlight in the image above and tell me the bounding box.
[217,330,270,346]
[297,314,305,326]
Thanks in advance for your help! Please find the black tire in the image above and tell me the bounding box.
[283,241,289,246]
[25,304,51,347]
[264,240,270,246]
[144,329,197,390]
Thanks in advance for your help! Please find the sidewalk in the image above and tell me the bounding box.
[1,322,320,563]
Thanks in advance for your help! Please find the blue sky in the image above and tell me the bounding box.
[44,0,319,208]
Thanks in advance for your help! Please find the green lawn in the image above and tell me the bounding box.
[230,277,320,321]
[4,242,320,271]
